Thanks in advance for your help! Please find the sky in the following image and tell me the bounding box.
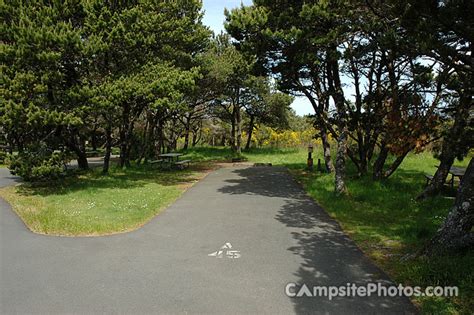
[201,0,314,116]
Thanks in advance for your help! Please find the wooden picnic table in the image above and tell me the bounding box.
[159,153,183,162]
[157,153,192,169]
[426,165,467,188]
[448,166,466,187]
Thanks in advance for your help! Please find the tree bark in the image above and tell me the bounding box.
[327,54,347,194]
[183,113,192,150]
[119,103,132,168]
[76,149,89,170]
[320,124,334,173]
[422,158,474,255]
[137,119,149,164]
[383,147,413,179]
[245,115,255,150]
[156,118,165,156]
[418,93,471,199]
[235,103,242,155]
[230,110,236,152]
[66,132,89,170]
[192,129,200,147]
[373,142,388,180]
[137,114,157,164]
[334,131,348,194]
[357,132,368,176]
[350,47,368,176]
[119,127,130,168]
[102,123,112,174]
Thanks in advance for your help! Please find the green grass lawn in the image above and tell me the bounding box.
[185,146,472,314]
[184,146,308,165]
[0,164,210,236]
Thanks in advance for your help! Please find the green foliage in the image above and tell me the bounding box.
[402,254,473,314]
[225,0,469,180]
[1,0,87,151]
[1,0,212,170]
[7,145,71,181]
[241,76,294,129]
[205,34,255,101]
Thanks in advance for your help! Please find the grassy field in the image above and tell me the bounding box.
[0,163,211,236]
[186,146,472,314]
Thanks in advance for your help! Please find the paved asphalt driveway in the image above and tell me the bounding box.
[0,166,415,314]
[0,168,21,188]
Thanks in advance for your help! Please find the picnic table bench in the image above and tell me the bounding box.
[174,159,191,169]
[424,174,434,185]
[149,159,164,166]
[425,165,467,188]
[156,153,191,169]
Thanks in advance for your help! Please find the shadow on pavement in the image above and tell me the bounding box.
[0,168,21,188]
[218,166,416,314]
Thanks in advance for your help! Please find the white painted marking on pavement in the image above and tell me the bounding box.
[208,242,241,259]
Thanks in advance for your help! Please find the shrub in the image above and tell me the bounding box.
[7,146,70,181]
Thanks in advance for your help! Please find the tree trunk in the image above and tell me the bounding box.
[418,94,471,199]
[245,115,255,150]
[66,133,89,170]
[350,50,369,176]
[76,149,89,170]
[102,123,112,174]
[422,158,474,255]
[357,132,368,176]
[235,103,242,155]
[119,127,130,168]
[157,118,164,156]
[192,131,199,147]
[327,54,347,194]
[373,142,388,180]
[137,119,149,164]
[183,113,191,150]
[334,131,348,194]
[183,129,190,150]
[320,125,334,173]
[119,103,132,168]
[383,147,413,179]
[146,117,156,161]
[230,111,236,152]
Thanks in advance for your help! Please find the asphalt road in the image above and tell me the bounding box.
[0,166,415,314]
[0,168,21,188]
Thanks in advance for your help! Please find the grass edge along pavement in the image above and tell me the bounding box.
[0,162,215,237]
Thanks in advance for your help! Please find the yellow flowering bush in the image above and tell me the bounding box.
[249,125,324,148]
